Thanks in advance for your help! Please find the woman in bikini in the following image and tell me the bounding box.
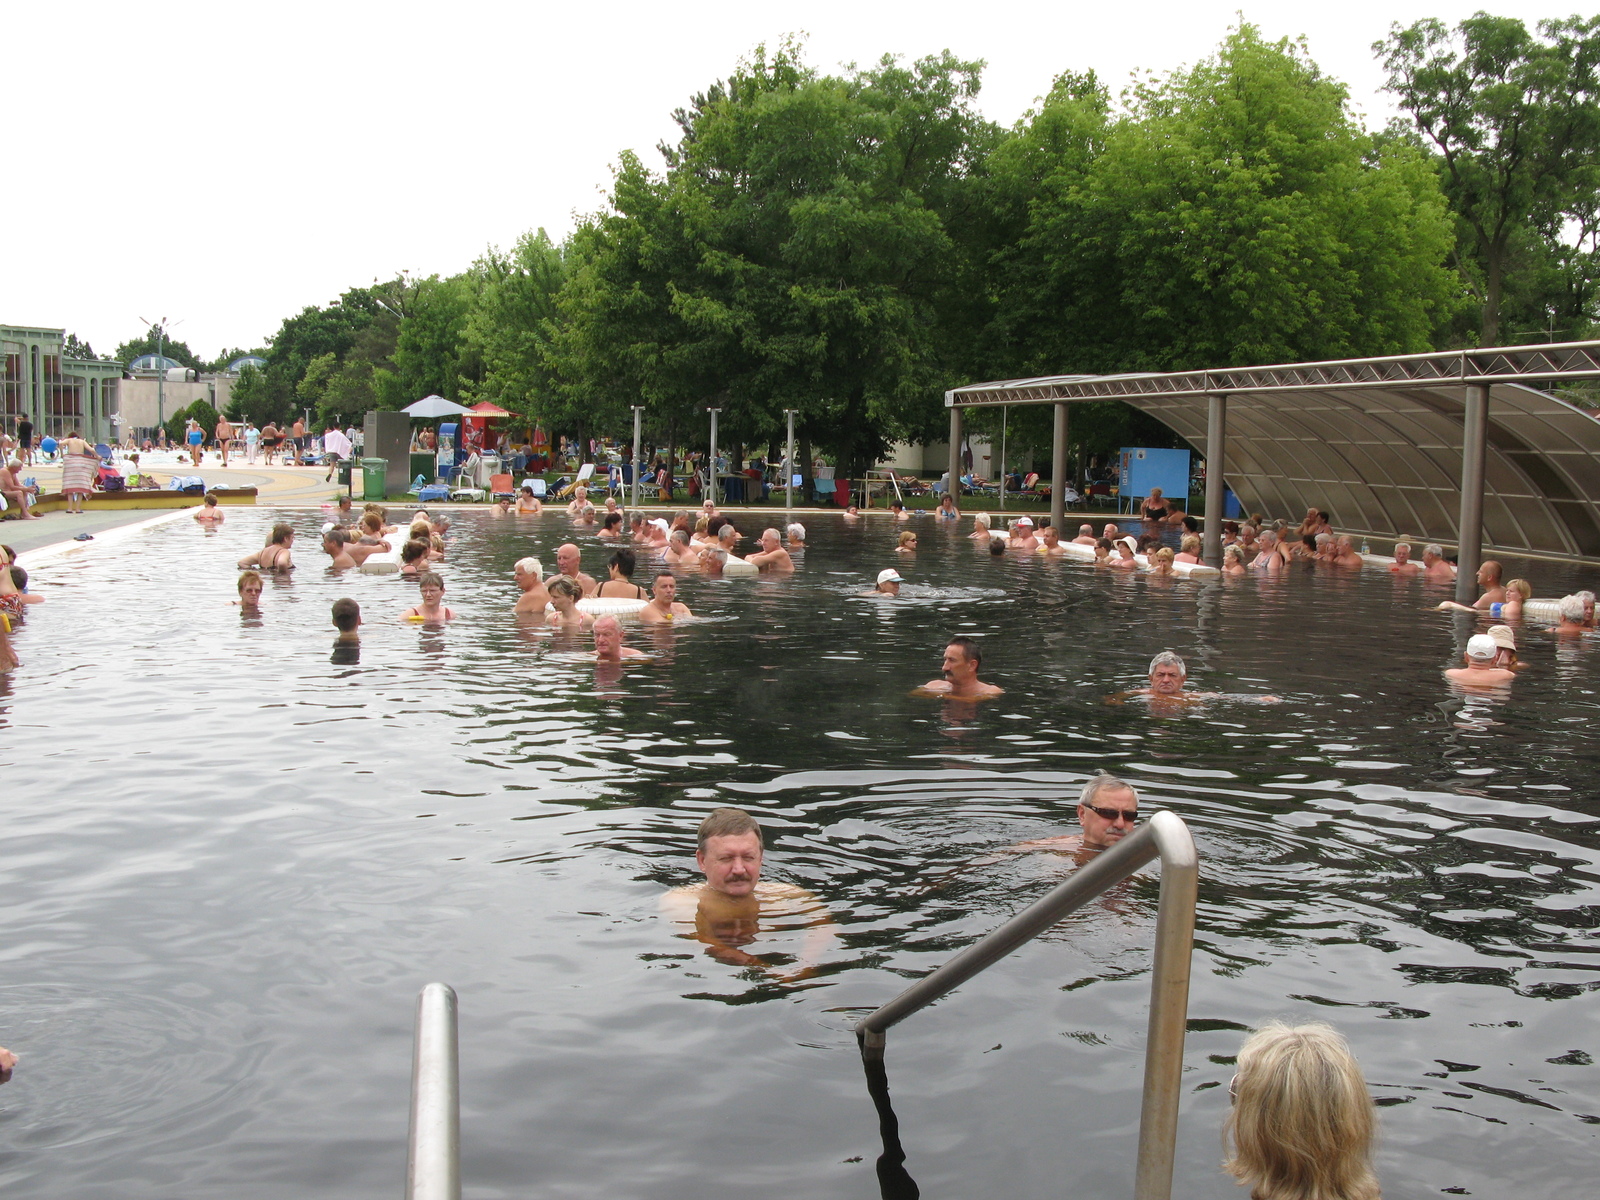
[595,548,649,599]
[238,523,295,570]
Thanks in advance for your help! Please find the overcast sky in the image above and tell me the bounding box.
[4,0,1564,362]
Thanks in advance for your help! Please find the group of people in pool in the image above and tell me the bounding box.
[673,798,1382,1200]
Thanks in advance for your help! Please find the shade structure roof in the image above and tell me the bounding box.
[948,343,1600,561]
[404,394,471,418]
[468,401,512,416]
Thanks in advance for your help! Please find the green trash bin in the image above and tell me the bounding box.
[361,457,388,501]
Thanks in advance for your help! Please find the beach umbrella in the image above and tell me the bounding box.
[404,395,471,418]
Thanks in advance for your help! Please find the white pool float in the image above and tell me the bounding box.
[722,555,759,577]
[543,597,650,619]
[360,547,401,574]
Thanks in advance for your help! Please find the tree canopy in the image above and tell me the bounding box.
[1378,13,1600,345]
[196,20,1600,472]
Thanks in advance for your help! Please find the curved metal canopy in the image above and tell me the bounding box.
[947,343,1600,561]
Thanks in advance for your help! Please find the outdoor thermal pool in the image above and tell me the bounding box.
[1,508,1597,1199]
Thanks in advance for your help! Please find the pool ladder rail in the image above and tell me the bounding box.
[403,811,1198,1200]
[855,810,1199,1200]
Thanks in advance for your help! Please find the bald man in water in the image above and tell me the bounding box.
[546,543,598,597]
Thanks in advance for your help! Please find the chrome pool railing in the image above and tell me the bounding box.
[406,982,461,1200]
[855,810,1199,1200]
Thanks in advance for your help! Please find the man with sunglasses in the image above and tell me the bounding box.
[1015,774,1140,854]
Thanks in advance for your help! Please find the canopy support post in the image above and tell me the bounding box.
[1456,384,1489,604]
[1203,393,1227,567]
[1050,402,1068,534]
[947,400,962,510]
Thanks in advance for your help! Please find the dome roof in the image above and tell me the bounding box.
[226,355,268,373]
[129,353,185,371]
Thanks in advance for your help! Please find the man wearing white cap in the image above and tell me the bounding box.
[1444,634,1517,687]
[1007,516,1038,550]
[865,568,903,596]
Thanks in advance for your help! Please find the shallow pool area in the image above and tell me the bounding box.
[2,507,1598,1198]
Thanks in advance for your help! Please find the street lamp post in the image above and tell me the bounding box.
[631,405,644,509]
[707,407,721,507]
[784,409,797,513]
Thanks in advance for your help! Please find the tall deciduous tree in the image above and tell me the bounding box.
[1378,14,1600,345]
[995,25,1458,379]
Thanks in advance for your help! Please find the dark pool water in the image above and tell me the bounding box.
[1,508,1597,1198]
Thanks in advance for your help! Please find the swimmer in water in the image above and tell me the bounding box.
[233,570,263,609]
[546,543,598,598]
[1011,774,1141,856]
[1148,546,1176,577]
[864,567,902,596]
[843,504,861,520]
[747,528,795,572]
[1072,523,1098,546]
[1444,633,1517,688]
[936,494,958,520]
[1435,560,1507,613]
[665,529,698,567]
[785,523,806,549]
[515,485,543,515]
[592,613,646,661]
[546,575,591,628]
[402,572,456,622]
[639,571,694,623]
[513,557,550,616]
[491,496,513,517]
[1093,538,1113,565]
[323,528,357,571]
[1037,525,1066,555]
[1007,517,1038,550]
[1222,544,1247,575]
[238,523,295,571]
[919,636,1003,699]
[565,484,590,515]
[1388,542,1420,577]
[968,513,992,541]
[1113,650,1278,705]
[193,493,225,526]
[895,531,918,554]
[659,807,834,981]
[1111,538,1138,570]
[331,597,361,648]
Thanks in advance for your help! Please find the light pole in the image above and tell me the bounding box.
[138,315,168,432]
[706,407,721,507]
[631,405,644,509]
[784,409,797,512]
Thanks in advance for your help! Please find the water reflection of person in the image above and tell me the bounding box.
[660,808,834,982]
[330,597,361,665]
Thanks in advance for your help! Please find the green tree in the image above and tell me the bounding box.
[560,40,1003,481]
[1377,14,1600,345]
[463,229,569,419]
[394,273,483,402]
[164,399,219,446]
[994,26,1459,378]
[115,324,204,371]
[62,333,97,361]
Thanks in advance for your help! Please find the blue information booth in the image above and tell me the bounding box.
[1118,447,1191,513]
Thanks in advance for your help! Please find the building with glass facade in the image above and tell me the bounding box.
[2,325,122,444]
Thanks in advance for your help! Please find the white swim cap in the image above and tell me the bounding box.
[878,568,904,584]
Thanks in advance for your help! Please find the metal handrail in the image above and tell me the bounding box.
[855,811,1198,1200]
[406,982,461,1200]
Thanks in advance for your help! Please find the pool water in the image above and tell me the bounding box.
[1,508,1597,1198]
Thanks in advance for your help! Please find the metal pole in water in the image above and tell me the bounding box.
[998,406,1007,511]
[784,408,796,514]
[707,407,721,508]
[1050,401,1068,534]
[1456,383,1489,605]
[407,982,460,1200]
[1203,393,1227,567]
[946,398,962,511]
[631,405,643,510]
